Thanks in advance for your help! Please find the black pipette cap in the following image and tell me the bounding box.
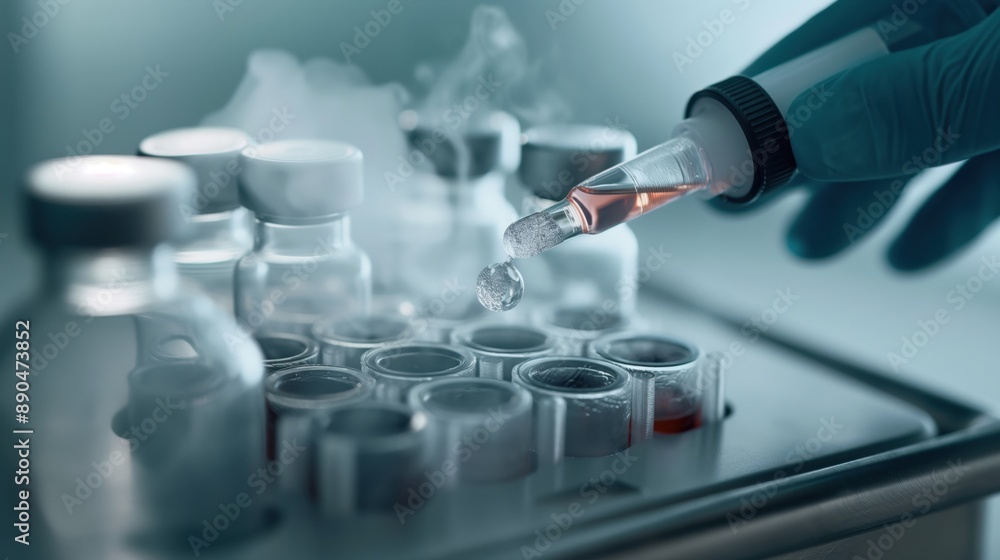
[686,75,797,205]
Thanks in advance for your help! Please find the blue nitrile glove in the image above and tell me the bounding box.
[724,0,1000,271]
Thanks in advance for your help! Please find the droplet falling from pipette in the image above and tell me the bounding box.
[476,258,524,312]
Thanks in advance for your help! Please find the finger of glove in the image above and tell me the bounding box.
[786,177,911,259]
[789,10,1000,181]
[888,152,1000,271]
[743,0,901,75]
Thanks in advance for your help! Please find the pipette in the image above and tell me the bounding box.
[503,1,991,258]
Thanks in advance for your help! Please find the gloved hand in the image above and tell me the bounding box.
[730,0,1000,271]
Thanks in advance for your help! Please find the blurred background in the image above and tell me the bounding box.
[1,0,998,550]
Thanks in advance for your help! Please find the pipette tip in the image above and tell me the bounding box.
[503,211,565,259]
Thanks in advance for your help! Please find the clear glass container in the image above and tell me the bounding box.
[513,357,634,463]
[378,110,520,336]
[266,366,376,504]
[316,402,429,516]
[534,306,629,356]
[362,343,477,402]
[516,124,639,316]
[451,323,556,381]
[311,312,413,369]
[408,378,533,483]
[255,332,320,375]
[139,127,254,314]
[234,140,372,335]
[2,156,266,559]
[589,333,710,434]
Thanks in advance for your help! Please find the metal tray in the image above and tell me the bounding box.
[215,289,999,560]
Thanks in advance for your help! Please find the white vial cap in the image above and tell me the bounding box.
[139,127,249,214]
[239,139,363,223]
[26,155,194,248]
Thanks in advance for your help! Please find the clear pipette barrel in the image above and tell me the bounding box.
[503,136,709,259]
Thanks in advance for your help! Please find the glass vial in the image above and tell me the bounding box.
[138,127,254,313]
[517,124,639,316]
[589,333,706,434]
[235,140,372,335]
[513,357,634,464]
[7,156,266,557]
[380,110,520,335]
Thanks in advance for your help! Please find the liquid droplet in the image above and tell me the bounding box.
[476,259,524,312]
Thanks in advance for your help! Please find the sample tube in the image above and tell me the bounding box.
[513,357,633,463]
[408,378,533,483]
[125,361,262,535]
[589,333,705,434]
[255,332,320,375]
[630,370,656,443]
[535,306,628,356]
[417,306,488,345]
[451,323,556,381]
[362,343,476,402]
[698,351,727,425]
[316,402,428,516]
[265,366,376,501]
[312,313,413,369]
